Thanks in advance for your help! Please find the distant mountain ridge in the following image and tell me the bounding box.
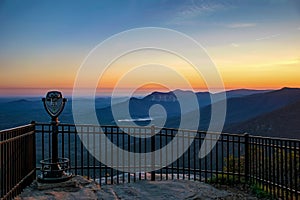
[1,87,300,139]
[225,99,300,139]
[96,88,282,128]
[166,87,300,132]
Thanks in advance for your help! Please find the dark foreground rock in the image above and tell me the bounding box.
[16,176,259,200]
[16,176,100,200]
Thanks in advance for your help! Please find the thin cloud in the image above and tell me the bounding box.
[166,0,231,25]
[231,43,239,47]
[178,1,226,18]
[227,23,256,28]
[252,59,300,69]
[256,34,280,41]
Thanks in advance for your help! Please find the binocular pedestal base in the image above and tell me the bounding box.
[37,158,72,183]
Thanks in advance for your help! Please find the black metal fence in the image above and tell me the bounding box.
[0,123,299,199]
[34,123,300,199]
[0,124,36,200]
[248,136,300,199]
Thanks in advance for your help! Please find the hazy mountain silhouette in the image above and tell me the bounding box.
[225,100,300,139]
[221,88,271,98]
[1,87,299,139]
[223,87,300,125]
[96,88,274,127]
[167,87,300,132]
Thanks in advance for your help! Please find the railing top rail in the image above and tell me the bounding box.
[35,122,249,138]
[33,122,300,142]
[0,123,34,134]
[0,130,35,145]
[249,134,300,142]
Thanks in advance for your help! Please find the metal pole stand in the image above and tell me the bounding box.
[37,91,72,183]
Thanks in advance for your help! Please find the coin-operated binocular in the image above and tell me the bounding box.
[38,91,72,183]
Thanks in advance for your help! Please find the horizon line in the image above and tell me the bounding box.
[0,86,298,98]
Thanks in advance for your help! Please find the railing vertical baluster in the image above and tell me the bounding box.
[80,126,84,176]
[210,134,213,181]
[171,129,174,180]
[221,134,224,183]
[262,138,266,191]
[138,128,142,181]
[122,128,125,182]
[32,122,36,184]
[226,135,229,183]
[61,125,64,159]
[99,127,102,186]
[188,131,191,180]
[276,139,280,198]
[294,141,298,200]
[116,127,120,184]
[127,127,131,183]
[232,135,235,182]
[10,131,13,192]
[284,140,288,199]
[104,126,108,184]
[133,128,136,182]
[87,127,90,179]
[271,139,275,198]
[7,132,10,198]
[177,130,180,180]
[160,129,162,180]
[68,126,71,171]
[182,130,185,180]
[280,139,284,198]
[74,126,78,175]
[237,136,240,183]
[110,127,113,184]
[252,138,257,184]
[267,138,270,195]
[193,132,196,181]
[144,128,147,180]
[166,129,169,180]
[204,134,208,183]
[258,138,261,188]
[5,134,8,195]
[215,134,219,183]
[1,132,3,197]
[244,133,249,184]
[42,125,45,160]
[270,138,274,197]
[93,126,96,181]
[48,125,51,160]
[289,140,293,200]
[151,125,155,181]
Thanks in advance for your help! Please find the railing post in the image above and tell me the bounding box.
[0,126,3,198]
[31,121,36,180]
[51,117,59,164]
[244,133,250,183]
[151,125,155,181]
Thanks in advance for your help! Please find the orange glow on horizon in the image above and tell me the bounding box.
[1,43,299,96]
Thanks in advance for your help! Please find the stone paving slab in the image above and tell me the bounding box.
[16,176,258,200]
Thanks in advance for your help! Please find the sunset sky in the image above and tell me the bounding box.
[0,0,299,96]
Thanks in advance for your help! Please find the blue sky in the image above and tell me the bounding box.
[1,0,299,47]
[0,0,299,95]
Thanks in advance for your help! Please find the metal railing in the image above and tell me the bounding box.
[0,123,36,200]
[0,122,299,199]
[34,123,300,199]
[248,136,300,199]
[35,123,247,184]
